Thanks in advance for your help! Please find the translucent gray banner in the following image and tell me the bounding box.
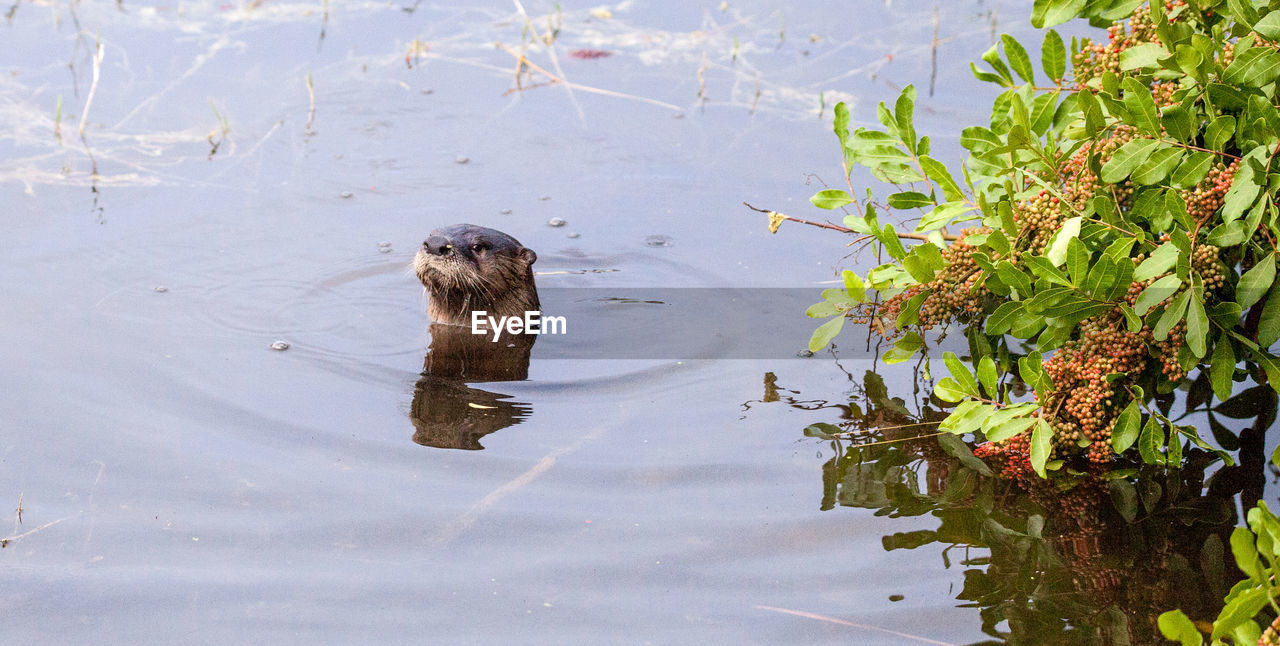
[427,288,939,360]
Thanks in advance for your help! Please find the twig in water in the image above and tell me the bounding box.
[697,52,709,109]
[929,6,939,97]
[79,34,104,178]
[509,0,583,122]
[207,99,229,159]
[318,0,329,50]
[754,606,957,645]
[305,72,316,135]
[1,516,73,548]
[53,95,63,144]
[497,44,681,111]
[15,492,22,526]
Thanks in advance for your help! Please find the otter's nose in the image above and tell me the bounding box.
[423,235,452,256]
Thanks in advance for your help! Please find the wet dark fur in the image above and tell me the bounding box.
[414,224,539,326]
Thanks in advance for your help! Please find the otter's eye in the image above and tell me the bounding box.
[471,243,489,253]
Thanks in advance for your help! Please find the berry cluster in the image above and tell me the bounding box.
[1182,161,1238,225]
[881,229,996,331]
[1263,616,1280,646]
[1058,126,1139,209]
[1072,2,1187,88]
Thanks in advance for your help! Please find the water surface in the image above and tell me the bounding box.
[2,1,1049,642]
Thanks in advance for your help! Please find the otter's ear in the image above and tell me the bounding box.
[519,247,537,267]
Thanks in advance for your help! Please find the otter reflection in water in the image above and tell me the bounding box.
[409,224,540,450]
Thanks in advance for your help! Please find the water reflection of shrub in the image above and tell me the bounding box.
[766,368,1267,645]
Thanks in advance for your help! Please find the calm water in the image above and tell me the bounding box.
[0,1,1076,643]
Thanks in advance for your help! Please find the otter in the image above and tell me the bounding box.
[414,224,539,326]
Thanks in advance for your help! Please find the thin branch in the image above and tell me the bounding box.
[742,202,957,241]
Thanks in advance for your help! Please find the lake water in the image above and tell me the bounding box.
[0,1,1110,643]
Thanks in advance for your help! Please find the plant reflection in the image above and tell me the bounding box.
[760,365,1280,644]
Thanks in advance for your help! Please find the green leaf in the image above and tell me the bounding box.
[1134,242,1179,282]
[1205,115,1235,151]
[1120,42,1170,70]
[977,355,997,397]
[1031,0,1086,28]
[1001,34,1034,84]
[1045,215,1082,266]
[1206,220,1250,246]
[1260,280,1280,347]
[887,191,933,209]
[1024,254,1072,286]
[1100,138,1160,183]
[842,270,866,302]
[986,415,1038,442]
[810,189,854,210]
[1211,338,1235,402]
[1155,289,1191,341]
[1238,256,1276,310]
[985,300,1024,335]
[903,254,937,283]
[1157,610,1204,646]
[895,86,917,152]
[1030,418,1051,478]
[1111,400,1141,453]
[1171,151,1214,188]
[1253,11,1280,39]
[1066,237,1090,285]
[1186,295,1209,359]
[1223,150,1264,222]
[1224,47,1280,87]
[916,201,974,232]
[1135,276,1181,315]
[805,301,839,318]
[808,316,844,352]
[919,156,966,202]
[1139,415,1164,464]
[1122,77,1161,136]
[934,377,968,403]
[877,223,908,261]
[1161,105,1193,143]
[944,351,979,397]
[1213,586,1270,639]
[1131,145,1183,185]
[1042,30,1065,81]
[883,331,923,364]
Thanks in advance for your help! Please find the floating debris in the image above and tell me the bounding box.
[270,341,290,351]
[569,49,611,60]
[378,241,392,253]
[644,234,673,247]
[339,191,353,199]
[547,217,566,227]
[153,286,168,293]
[567,232,580,239]
[454,156,470,165]
[888,594,905,602]
[539,195,551,201]
[796,349,814,358]
[500,208,513,215]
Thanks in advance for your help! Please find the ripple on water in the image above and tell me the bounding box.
[194,255,424,360]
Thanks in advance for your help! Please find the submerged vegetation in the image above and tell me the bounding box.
[762,0,1280,642]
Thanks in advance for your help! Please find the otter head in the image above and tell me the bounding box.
[414,224,539,326]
